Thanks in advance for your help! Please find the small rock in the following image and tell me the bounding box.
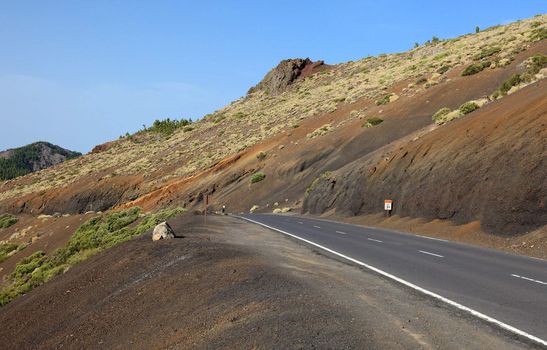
[152,222,175,241]
[250,205,259,213]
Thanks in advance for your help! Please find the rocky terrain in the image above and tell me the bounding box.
[0,15,546,309]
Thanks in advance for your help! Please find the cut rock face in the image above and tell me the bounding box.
[152,222,175,241]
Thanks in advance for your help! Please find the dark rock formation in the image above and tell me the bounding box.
[248,58,325,95]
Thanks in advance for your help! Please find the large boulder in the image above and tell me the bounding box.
[152,222,175,241]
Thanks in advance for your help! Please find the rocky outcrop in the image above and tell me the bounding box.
[152,222,175,241]
[248,58,325,95]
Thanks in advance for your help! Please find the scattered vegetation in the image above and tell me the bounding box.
[0,207,184,306]
[0,214,18,228]
[461,61,491,76]
[459,101,480,115]
[491,54,547,98]
[432,107,451,122]
[145,118,192,136]
[362,117,384,128]
[250,172,266,184]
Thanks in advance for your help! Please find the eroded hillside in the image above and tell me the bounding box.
[1,16,546,296]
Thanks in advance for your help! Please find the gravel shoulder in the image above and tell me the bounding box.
[0,215,538,349]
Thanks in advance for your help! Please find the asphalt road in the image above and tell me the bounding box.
[238,214,547,347]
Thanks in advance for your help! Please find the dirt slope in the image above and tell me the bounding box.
[0,215,534,349]
[304,78,547,236]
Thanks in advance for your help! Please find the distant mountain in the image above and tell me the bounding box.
[0,142,81,180]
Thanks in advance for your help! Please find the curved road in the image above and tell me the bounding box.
[238,214,547,347]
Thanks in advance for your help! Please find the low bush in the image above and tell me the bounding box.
[474,47,501,60]
[362,117,383,128]
[375,94,392,105]
[256,152,267,161]
[437,65,450,74]
[250,172,266,183]
[432,107,451,122]
[459,101,480,115]
[0,207,184,306]
[0,214,18,228]
[531,27,547,41]
[461,61,491,76]
[307,124,332,139]
[0,243,21,263]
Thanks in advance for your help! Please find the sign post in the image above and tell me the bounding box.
[384,199,393,217]
[204,194,209,225]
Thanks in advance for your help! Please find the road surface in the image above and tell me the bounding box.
[238,213,547,347]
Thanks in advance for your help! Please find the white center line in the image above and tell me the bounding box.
[336,230,347,235]
[367,238,383,243]
[511,274,547,286]
[313,225,321,229]
[419,250,444,258]
[298,221,304,224]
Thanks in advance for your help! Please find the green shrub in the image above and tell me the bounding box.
[375,94,392,105]
[474,47,501,60]
[459,101,480,115]
[250,172,266,184]
[146,118,192,136]
[0,243,20,263]
[499,74,523,96]
[256,152,267,161]
[432,107,451,122]
[461,61,491,76]
[0,214,18,228]
[531,27,547,41]
[528,54,547,75]
[362,117,384,128]
[233,112,246,119]
[437,65,450,74]
[0,207,184,306]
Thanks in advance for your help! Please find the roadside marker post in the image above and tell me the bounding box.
[204,194,209,225]
[384,199,393,217]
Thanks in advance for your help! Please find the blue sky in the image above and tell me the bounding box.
[0,1,545,152]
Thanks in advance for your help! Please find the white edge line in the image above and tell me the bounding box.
[235,215,547,347]
[511,274,547,286]
[419,250,444,258]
